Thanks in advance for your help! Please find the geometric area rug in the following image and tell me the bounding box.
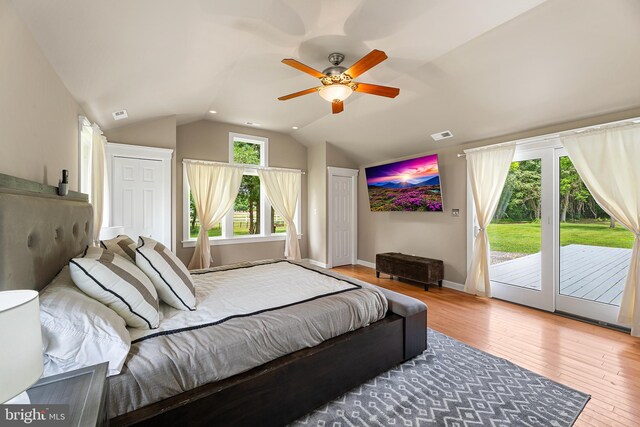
[292,329,590,427]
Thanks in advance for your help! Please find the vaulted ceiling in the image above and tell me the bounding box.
[11,0,640,164]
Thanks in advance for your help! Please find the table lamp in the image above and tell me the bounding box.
[0,290,43,404]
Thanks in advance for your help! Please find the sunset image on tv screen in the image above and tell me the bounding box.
[365,154,443,212]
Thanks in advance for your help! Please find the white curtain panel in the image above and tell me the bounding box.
[185,162,244,270]
[562,125,640,335]
[258,169,302,261]
[91,127,107,245]
[464,144,516,297]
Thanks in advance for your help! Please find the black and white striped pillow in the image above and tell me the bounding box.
[100,235,136,263]
[69,246,160,329]
[136,237,196,311]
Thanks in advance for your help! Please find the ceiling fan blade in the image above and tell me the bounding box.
[354,83,400,98]
[278,87,321,101]
[281,59,327,79]
[332,100,344,114]
[344,49,388,79]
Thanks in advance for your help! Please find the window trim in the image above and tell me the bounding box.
[78,115,92,194]
[228,132,268,166]
[181,168,302,247]
[182,133,302,247]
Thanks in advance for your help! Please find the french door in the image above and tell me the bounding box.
[474,143,632,327]
[554,147,627,326]
[488,148,555,312]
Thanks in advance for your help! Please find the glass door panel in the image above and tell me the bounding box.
[555,150,633,325]
[488,149,554,311]
[488,158,542,290]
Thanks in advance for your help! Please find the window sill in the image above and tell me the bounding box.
[181,234,302,248]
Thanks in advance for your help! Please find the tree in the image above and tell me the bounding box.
[559,156,595,222]
[559,157,580,222]
[494,155,611,226]
[502,159,542,222]
[189,192,197,231]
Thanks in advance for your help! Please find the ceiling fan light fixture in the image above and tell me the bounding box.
[319,84,353,103]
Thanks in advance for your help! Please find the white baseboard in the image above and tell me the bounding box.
[357,259,465,292]
[304,258,329,269]
[441,280,465,292]
[357,259,376,269]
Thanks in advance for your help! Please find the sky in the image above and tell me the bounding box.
[365,154,439,184]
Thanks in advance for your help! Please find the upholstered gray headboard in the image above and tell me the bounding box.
[0,174,93,292]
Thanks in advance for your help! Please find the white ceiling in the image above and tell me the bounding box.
[11,0,640,164]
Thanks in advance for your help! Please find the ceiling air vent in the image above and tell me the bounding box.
[112,109,128,120]
[431,130,453,141]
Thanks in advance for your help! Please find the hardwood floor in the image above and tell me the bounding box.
[333,264,640,427]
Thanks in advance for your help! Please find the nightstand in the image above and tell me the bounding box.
[26,362,109,427]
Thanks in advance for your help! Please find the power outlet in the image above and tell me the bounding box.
[452,209,460,217]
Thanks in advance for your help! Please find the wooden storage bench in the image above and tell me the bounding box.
[376,252,444,291]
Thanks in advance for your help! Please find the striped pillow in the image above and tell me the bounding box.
[69,246,160,329]
[100,235,136,263]
[135,237,196,311]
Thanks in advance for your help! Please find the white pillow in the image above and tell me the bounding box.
[40,266,131,376]
[135,237,196,311]
[70,246,160,329]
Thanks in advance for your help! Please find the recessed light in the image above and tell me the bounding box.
[430,130,453,141]
[112,109,128,120]
[292,126,299,130]
[245,122,261,126]
[209,110,217,114]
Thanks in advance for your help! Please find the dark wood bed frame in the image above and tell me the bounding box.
[0,174,427,427]
[112,311,426,427]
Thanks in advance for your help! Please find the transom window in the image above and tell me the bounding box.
[183,132,300,246]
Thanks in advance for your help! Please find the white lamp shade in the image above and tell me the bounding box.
[319,84,353,103]
[0,290,43,403]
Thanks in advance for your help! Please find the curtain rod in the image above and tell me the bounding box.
[457,117,640,158]
[182,158,305,174]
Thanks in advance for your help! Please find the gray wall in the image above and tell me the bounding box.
[357,107,640,285]
[326,142,359,170]
[358,146,467,283]
[104,116,178,250]
[306,142,359,265]
[176,120,308,266]
[0,0,86,190]
[104,116,177,149]
[306,143,327,263]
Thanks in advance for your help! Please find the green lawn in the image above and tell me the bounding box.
[487,221,635,254]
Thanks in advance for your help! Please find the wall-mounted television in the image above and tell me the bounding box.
[365,153,443,212]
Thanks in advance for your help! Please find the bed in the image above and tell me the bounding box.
[0,173,427,426]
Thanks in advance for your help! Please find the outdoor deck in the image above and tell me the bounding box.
[490,244,631,306]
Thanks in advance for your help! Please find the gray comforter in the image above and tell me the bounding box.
[109,260,388,417]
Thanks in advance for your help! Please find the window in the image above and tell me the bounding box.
[182,132,301,247]
[231,137,264,236]
[79,116,93,196]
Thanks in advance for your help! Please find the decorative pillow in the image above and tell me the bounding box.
[69,246,160,329]
[101,235,136,263]
[136,237,196,311]
[39,266,131,376]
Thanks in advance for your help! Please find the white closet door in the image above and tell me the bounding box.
[112,157,165,245]
[330,175,355,267]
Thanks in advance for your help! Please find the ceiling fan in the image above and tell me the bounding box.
[277,49,400,114]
